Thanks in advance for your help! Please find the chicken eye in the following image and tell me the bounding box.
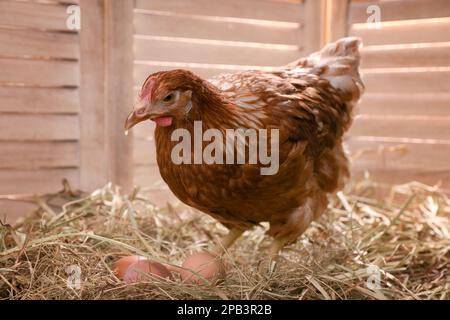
[163,93,175,103]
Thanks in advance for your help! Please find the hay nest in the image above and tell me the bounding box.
[0,179,449,300]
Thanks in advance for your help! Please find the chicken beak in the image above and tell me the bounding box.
[124,100,150,132]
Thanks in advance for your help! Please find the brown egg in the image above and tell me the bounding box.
[124,260,172,283]
[114,255,147,279]
[179,251,226,284]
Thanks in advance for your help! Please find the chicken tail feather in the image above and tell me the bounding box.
[288,37,364,111]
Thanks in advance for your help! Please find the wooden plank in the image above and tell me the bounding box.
[362,70,450,93]
[0,1,74,31]
[0,86,79,113]
[358,93,450,117]
[105,0,134,190]
[347,138,450,171]
[302,0,326,54]
[133,139,157,165]
[0,141,79,169]
[350,19,450,45]
[134,63,245,85]
[79,0,107,190]
[134,38,302,67]
[0,114,79,141]
[0,29,79,59]
[0,168,79,194]
[349,116,450,140]
[134,12,302,45]
[0,58,79,86]
[134,0,303,22]
[350,0,450,24]
[361,44,450,68]
[327,0,349,42]
[351,166,450,189]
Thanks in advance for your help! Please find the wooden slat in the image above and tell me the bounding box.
[0,29,79,59]
[350,0,450,24]
[134,38,302,66]
[0,168,79,194]
[0,141,79,169]
[358,93,450,117]
[134,139,157,165]
[0,58,79,86]
[349,117,450,140]
[134,63,242,85]
[328,0,348,42]
[347,138,450,171]
[105,0,134,190]
[363,70,450,93]
[134,12,302,45]
[350,19,450,45]
[0,1,73,31]
[302,0,325,54]
[0,114,79,141]
[0,87,79,113]
[134,0,303,22]
[351,166,450,189]
[79,0,108,190]
[361,44,450,68]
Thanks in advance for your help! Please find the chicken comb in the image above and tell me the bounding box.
[140,75,157,100]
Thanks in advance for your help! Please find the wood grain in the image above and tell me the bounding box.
[0,87,79,113]
[134,63,253,85]
[0,58,79,87]
[357,93,450,117]
[135,0,303,22]
[79,0,108,190]
[134,12,302,45]
[349,116,450,140]
[361,44,450,68]
[0,168,80,194]
[0,1,74,31]
[105,0,134,190]
[0,29,79,59]
[350,19,450,45]
[350,0,450,24]
[362,70,450,93]
[134,37,302,66]
[0,141,79,169]
[347,138,450,171]
[0,114,79,141]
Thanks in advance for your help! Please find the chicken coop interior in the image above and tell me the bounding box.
[1,0,449,222]
[0,0,450,301]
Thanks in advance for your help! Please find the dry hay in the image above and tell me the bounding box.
[0,178,449,300]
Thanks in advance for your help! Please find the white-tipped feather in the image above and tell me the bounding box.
[287,37,364,107]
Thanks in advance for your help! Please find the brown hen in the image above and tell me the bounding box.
[125,37,364,257]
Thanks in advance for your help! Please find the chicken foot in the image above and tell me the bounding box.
[212,228,244,256]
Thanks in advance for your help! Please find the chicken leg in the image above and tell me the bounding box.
[269,237,289,258]
[212,228,244,256]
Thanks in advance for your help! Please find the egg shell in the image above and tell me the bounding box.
[124,260,172,283]
[114,255,147,279]
[180,251,226,284]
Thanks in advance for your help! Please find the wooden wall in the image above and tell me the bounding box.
[0,0,81,219]
[347,0,450,190]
